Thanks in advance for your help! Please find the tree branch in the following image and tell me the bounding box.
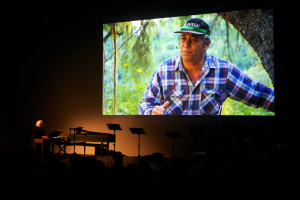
[103,28,112,42]
[219,9,274,85]
[105,20,150,63]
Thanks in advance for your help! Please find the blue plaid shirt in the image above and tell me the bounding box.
[139,54,275,115]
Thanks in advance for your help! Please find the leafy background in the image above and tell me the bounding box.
[103,13,274,116]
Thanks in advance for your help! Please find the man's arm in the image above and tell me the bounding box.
[226,64,275,112]
[139,69,165,115]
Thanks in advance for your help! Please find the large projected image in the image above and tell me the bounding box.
[102,9,275,116]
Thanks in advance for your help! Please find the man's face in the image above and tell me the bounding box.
[179,32,208,64]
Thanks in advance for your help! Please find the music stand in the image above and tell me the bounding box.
[48,130,63,138]
[107,124,122,152]
[129,128,147,158]
[69,127,83,154]
[165,132,181,159]
[48,130,64,154]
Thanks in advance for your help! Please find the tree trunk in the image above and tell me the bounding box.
[113,23,117,115]
[102,39,105,114]
[219,8,274,85]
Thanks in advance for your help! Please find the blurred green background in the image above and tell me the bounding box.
[103,13,274,116]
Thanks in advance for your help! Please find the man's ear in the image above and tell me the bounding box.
[204,40,211,51]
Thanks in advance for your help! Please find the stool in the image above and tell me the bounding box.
[34,138,44,154]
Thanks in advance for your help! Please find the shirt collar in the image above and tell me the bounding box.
[175,54,216,72]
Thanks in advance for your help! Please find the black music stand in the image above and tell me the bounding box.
[107,124,122,152]
[69,127,83,155]
[165,132,181,159]
[129,128,147,158]
[48,130,64,154]
[48,130,63,138]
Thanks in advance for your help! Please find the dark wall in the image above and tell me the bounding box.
[2,8,102,147]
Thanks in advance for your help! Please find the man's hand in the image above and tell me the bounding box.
[151,101,170,115]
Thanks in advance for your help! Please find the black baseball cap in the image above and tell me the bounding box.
[174,18,210,36]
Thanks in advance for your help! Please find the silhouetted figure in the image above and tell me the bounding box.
[113,151,124,168]
[29,120,49,153]
[32,120,46,139]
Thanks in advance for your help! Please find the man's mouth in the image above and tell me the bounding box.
[182,50,192,54]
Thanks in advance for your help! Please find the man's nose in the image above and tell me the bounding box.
[182,38,192,47]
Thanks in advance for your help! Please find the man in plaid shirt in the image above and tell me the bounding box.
[139,18,275,115]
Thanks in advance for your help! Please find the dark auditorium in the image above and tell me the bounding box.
[1,1,298,194]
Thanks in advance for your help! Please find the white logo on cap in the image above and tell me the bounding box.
[185,22,200,28]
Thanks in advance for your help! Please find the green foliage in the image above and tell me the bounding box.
[103,13,274,115]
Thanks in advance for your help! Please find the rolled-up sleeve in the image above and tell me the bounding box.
[226,64,275,112]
